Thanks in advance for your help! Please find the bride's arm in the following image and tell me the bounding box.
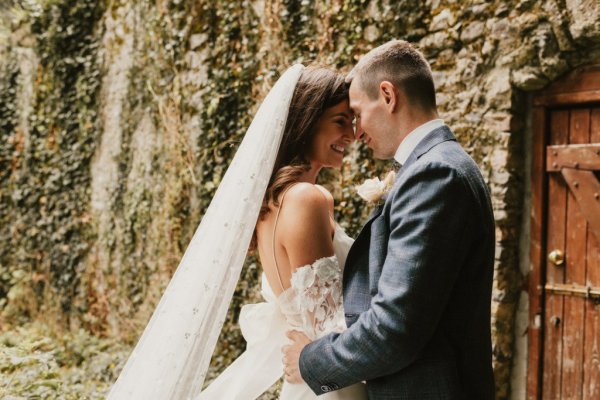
[277,183,335,284]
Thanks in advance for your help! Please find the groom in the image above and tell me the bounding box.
[283,40,496,399]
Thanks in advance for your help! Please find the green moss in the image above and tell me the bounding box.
[0,322,127,399]
[0,53,20,303]
[1,0,106,325]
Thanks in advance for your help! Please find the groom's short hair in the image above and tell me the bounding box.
[347,40,437,112]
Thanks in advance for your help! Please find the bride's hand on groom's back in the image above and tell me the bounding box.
[282,330,311,384]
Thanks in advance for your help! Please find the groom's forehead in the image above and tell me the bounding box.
[349,80,367,106]
[349,80,362,97]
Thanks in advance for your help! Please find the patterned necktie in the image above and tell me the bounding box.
[392,160,402,172]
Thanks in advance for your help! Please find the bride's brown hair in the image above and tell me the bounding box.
[250,66,349,248]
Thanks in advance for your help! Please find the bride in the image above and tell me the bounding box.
[198,66,367,399]
[107,65,367,399]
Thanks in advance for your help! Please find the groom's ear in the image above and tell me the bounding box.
[379,81,398,113]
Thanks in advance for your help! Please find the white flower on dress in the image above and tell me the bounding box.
[291,266,314,291]
[356,170,396,203]
[315,258,339,283]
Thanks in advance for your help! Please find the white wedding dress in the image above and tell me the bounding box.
[108,66,364,399]
[196,222,368,400]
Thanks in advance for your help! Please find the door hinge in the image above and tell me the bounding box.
[545,283,600,302]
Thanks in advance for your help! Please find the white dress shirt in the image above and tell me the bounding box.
[394,119,445,165]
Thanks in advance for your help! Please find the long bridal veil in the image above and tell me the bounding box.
[107,64,304,400]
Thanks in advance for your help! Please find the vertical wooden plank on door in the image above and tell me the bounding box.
[561,108,591,399]
[527,106,547,399]
[583,108,600,399]
[543,109,570,398]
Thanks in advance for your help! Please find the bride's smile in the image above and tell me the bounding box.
[306,100,354,170]
[331,143,345,154]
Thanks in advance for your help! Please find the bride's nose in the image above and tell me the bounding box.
[343,124,355,143]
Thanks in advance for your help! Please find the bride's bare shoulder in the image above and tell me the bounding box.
[314,184,334,212]
[282,182,328,207]
[278,183,334,261]
[279,183,330,226]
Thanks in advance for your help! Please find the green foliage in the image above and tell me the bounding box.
[110,0,184,322]
[0,53,20,303]
[192,0,261,207]
[0,323,127,399]
[280,0,319,58]
[1,0,106,324]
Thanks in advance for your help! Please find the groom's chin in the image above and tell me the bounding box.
[363,144,391,160]
[371,150,394,161]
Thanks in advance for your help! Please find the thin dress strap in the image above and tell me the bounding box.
[271,184,297,292]
[271,184,335,293]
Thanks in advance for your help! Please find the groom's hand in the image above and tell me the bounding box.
[282,330,311,384]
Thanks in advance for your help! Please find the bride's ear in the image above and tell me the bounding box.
[379,81,398,113]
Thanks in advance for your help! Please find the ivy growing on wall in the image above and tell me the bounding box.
[1,0,434,332]
[1,0,106,326]
[0,54,19,306]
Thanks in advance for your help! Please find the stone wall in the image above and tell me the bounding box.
[1,0,599,398]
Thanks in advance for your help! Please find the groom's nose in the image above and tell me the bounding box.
[354,121,365,140]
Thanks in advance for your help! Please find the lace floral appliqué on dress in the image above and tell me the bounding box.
[279,256,346,340]
[196,224,367,400]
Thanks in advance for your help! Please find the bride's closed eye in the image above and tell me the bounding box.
[333,118,351,126]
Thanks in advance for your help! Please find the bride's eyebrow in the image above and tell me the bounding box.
[331,112,352,119]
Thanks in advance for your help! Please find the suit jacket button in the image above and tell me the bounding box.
[321,385,331,392]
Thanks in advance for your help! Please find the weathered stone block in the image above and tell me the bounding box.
[565,0,600,43]
[511,66,550,90]
[429,8,457,32]
[460,21,486,43]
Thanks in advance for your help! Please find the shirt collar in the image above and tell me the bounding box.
[394,119,445,165]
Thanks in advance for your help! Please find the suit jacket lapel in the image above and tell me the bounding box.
[344,206,380,267]
[364,203,384,226]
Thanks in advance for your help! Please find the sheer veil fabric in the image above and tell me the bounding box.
[107,64,305,400]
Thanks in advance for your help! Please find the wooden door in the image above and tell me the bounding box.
[528,65,600,399]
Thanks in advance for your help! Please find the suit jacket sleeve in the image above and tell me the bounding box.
[299,162,474,394]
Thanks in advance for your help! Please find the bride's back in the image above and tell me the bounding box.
[255,182,335,297]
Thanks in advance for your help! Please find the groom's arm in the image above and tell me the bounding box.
[299,162,474,394]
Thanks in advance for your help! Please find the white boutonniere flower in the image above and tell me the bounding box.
[356,170,396,204]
